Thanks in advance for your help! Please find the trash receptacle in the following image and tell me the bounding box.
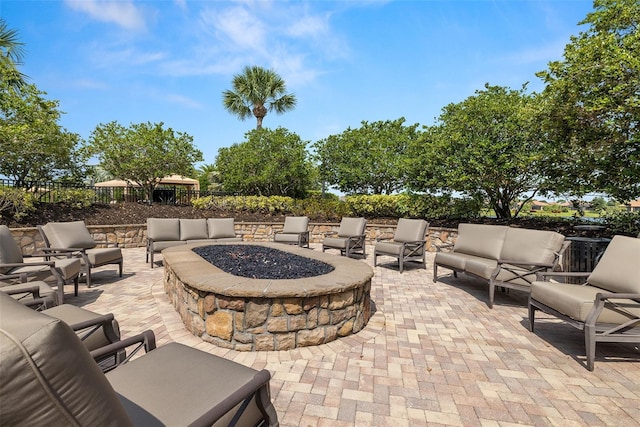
[565,236,611,273]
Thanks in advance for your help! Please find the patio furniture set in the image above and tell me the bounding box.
[1,217,638,423]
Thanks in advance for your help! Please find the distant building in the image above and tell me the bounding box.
[627,199,640,213]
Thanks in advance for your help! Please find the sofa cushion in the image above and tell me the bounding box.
[207,218,237,239]
[0,225,23,273]
[500,228,565,266]
[464,258,498,280]
[531,281,640,324]
[587,235,640,294]
[150,241,186,253]
[147,218,180,241]
[85,247,122,266]
[180,219,208,241]
[42,221,97,249]
[453,224,508,260]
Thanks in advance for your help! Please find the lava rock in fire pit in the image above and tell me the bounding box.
[192,245,335,279]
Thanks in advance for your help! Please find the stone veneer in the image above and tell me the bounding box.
[163,242,374,351]
[9,222,458,254]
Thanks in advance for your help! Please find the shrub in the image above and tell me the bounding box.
[49,188,96,208]
[603,211,640,237]
[0,187,36,220]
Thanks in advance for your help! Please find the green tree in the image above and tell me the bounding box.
[196,163,222,192]
[88,121,203,202]
[314,118,420,195]
[222,66,296,129]
[215,127,313,197]
[0,18,28,91]
[408,84,548,219]
[0,81,86,189]
[537,0,640,201]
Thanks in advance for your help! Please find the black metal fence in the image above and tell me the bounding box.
[0,179,228,205]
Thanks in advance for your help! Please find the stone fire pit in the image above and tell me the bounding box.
[163,242,374,351]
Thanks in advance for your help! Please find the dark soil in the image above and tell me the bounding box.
[192,244,334,279]
[3,201,612,238]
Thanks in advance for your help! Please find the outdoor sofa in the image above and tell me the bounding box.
[434,223,570,307]
[146,218,242,267]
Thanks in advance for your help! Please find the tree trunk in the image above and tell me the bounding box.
[253,104,267,129]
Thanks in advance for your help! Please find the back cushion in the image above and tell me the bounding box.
[42,221,96,249]
[0,293,131,425]
[283,217,309,233]
[338,218,366,237]
[500,228,565,265]
[147,218,180,241]
[0,225,24,272]
[588,235,640,293]
[207,218,236,239]
[179,219,208,241]
[394,219,428,242]
[453,224,508,260]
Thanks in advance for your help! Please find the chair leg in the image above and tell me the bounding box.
[488,283,495,309]
[74,276,79,296]
[528,303,536,332]
[399,257,404,274]
[585,324,596,371]
[119,261,123,277]
[373,253,377,267]
[86,268,92,288]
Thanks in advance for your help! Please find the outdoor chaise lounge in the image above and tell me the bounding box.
[528,235,640,371]
[274,216,310,248]
[322,217,367,258]
[0,225,81,304]
[374,218,429,273]
[38,221,123,288]
[0,292,279,426]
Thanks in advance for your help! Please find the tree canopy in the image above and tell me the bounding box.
[313,118,420,195]
[222,66,296,129]
[215,127,313,198]
[537,0,640,202]
[0,81,85,189]
[0,18,28,91]
[87,121,203,202]
[408,84,547,219]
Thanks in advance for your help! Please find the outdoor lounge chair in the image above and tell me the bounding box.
[374,218,429,273]
[0,273,57,310]
[274,216,310,248]
[0,225,81,304]
[0,292,279,426]
[528,235,640,371]
[38,221,123,288]
[322,217,367,258]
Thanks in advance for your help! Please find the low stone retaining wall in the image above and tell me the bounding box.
[9,223,458,254]
[163,242,374,351]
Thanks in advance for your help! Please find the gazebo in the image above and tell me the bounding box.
[95,175,200,203]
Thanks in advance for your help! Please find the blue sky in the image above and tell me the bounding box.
[2,0,594,168]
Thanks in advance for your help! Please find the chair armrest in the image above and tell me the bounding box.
[1,284,42,296]
[595,292,640,301]
[90,330,157,371]
[323,231,338,237]
[375,234,394,242]
[0,261,55,268]
[534,271,591,281]
[497,259,555,269]
[435,242,454,252]
[0,272,30,282]
[39,247,87,253]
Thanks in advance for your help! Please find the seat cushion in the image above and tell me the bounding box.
[105,342,268,427]
[53,257,82,280]
[180,219,208,241]
[151,241,186,253]
[43,304,121,351]
[274,233,302,244]
[434,252,488,272]
[375,241,403,256]
[207,218,237,239]
[453,224,508,260]
[0,281,55,305]
[86,247,122,266]
[42,221,97,249]
[147,218,180,241]
[531,281,640,324]
[464,258,498,280]
[324,237,349,250]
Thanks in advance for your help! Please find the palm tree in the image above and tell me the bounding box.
[222,65,296,129]
[0,19,27,90]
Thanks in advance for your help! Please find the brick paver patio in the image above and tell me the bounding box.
[68,245,639,426]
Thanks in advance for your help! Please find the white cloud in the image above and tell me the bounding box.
[64,0,147,31]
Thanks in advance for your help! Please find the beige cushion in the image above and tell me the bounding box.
[274,233,302,243]
[0,292,131,425]
[394,218,428,243]
[180,219,208,241]
[282,216,309,233]
[52,257,82,280]
[464,258,498,280]
[151,241,186,253]
[453,224,508,260]
[531,281,640,324]
[500,228,565,266]
[42,221,97,249]
[0,225,24,273]
[207,218,237,239]
[323,237,349,249]
[85,247,122,266]
[587,235,640,294]
[43,304,120,351]
[337,217,366,237]
[147,218,180,241]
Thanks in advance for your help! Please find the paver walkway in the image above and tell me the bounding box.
[68,245,640,426]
